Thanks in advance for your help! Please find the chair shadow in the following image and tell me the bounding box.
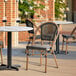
[8,58,58,73]
[28,68,44,73]
[24,64,58,73]
[21,68,44,73]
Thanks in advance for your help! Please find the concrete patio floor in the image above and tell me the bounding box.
[0,24,76,76]
[1,48,76,76]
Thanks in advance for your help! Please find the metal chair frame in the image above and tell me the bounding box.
[62,27,76,54]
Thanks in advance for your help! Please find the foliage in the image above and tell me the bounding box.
[19,0,45,21]
[55,0,66,19]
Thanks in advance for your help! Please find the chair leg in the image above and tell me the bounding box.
[25,38,31,53]
[52,51,58,68]
[26,52,29,70]
[66,39,68,54]
[40,51,42,66]
[62,38,64,51]
[45,52,47,73]
[40,41,43,66]
[31,42,34,55]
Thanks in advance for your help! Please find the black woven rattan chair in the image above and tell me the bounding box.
[26,22,59,73]
[25,19,41,45]
[62,27,76,54]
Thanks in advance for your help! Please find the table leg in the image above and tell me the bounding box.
[55,35,60,54]
[0,32,19,71]
[55,24,60,54]
[55,34,68,54]
[7,32,12,68]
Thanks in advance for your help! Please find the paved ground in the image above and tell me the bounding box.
[2,42,76,60]
[0,24,76,76]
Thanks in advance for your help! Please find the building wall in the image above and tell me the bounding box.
[0,0,12,47]
[0,0,18,47]
[64,0,76,22]
[66,0,72,21]
[72,0,76,22]
[0,0,76,46]
[2,0,76,45]
[34,0,54,23]
[0,0,4,41]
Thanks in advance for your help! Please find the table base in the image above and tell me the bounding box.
[0,64,19,71]
[54,51,69,55]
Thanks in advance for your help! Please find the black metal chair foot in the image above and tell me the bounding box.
[54,51,69,55]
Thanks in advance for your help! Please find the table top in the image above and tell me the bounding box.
[0,26,33,32]
[40,21,73,25]
[52,21,73,25]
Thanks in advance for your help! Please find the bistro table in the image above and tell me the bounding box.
[52,21,73,54]
[0,26,33,70]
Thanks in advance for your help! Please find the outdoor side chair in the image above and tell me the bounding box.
[62,26,76,54]
[25,19,41,45]
[0,41,3,64]
[25,19,41,55]
[26,22,59,73]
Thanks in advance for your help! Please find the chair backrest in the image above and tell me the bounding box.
[25,19,34,34]
[41,22,58,41]
[34,22,58,41]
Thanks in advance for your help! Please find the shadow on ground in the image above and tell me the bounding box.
[2,48,76,60]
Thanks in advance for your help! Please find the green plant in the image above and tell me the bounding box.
[19,0,44,22]
[55,0,66,20]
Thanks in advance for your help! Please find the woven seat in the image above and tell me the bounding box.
[26,45,51,51]
[62,34,75,39]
